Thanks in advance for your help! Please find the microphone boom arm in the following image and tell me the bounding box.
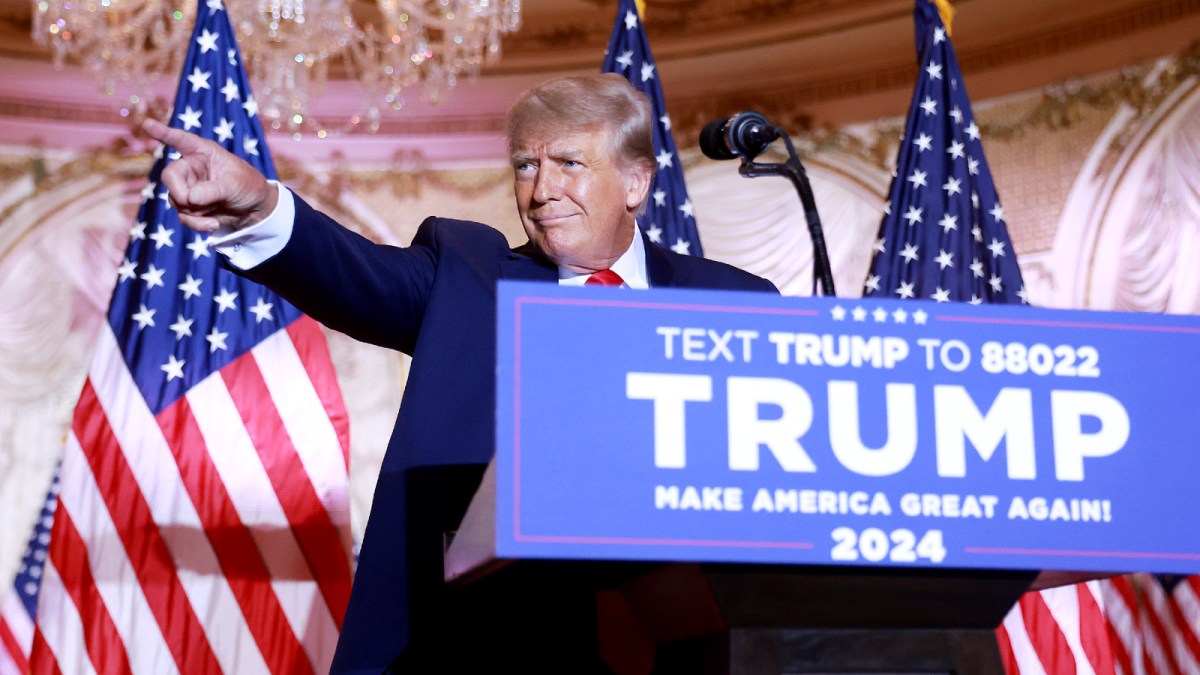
[738,132,837,297]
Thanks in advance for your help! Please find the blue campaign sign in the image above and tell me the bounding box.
[494,281,1200,575]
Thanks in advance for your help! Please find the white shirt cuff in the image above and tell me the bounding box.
[208,181,295,270]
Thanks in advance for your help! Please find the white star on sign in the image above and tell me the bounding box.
[925,61,943,80]
[678,199,694,218]
[161,354,185,381]
[893,307,909,323]
[220,77,239,103]
[988,238,1007,257]
[214,288,238,313]
[900,243,919,262]
[178,274,203,300]
[873,307,888,322]
[641,62,655,82]
[913,133,933,152]
[186,235,211,259]
[903,205,923,226]
[624,9,638,29]
[652,189,666,207]
[831,306,847,320]
[177,106,203,131]
[250,297,274,323]
[140,264,165,289]
[645,224,662,243]
[615,51,633,70]
[655,149,673,169]
[132,303,156,329]
[186,67,211,93]
[117,258,137,282]
[214,118,235,143]
[206,326,229,353]
[920,97,938,115]
[149,224,174,249]
[169,315,193,339]
[938,213,958,232]
[670,238,691,255]
[935,249,954,269]
[196,28,219,54]
[852,306,868,322]
[896,282,915,299]
[907,168,928,189]
[912,310,929,325]
[931,287,951,303]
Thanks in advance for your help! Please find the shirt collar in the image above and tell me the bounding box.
[557,224,649,289]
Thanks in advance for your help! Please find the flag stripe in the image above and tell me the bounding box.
[1140,577,1183,675]
[1100,577,1139,675]
[71,381,220,673]
[1020,591,1078,675]
[85,328,272,675]
[45,507,132,675]
[0,614,28,675]
[220,355,352,625]
[1174,578,1200,668]
[1078,582,1115,675]
[1167,594,1200,673]
[29,559,95,675]
[286,317,351,468]
[1002,605,1049,675]
[253,328,351,533]
[184,371,336,672]
[156,396,315,675]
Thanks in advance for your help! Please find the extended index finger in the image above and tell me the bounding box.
[142,118,209,156]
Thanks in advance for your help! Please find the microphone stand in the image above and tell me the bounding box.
[738,133,837,297]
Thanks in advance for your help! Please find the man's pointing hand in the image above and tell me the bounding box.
[141,118,278,233]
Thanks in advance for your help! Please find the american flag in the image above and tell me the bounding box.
[0,473,57,675]
[27,2,353,673]
[602,0,704,257]
[863,0,1026,305]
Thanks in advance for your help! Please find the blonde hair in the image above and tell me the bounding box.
[506,73,656,174]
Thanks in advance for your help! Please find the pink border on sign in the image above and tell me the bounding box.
[510,294,819,551]
[937,314,1200,334]
[965,546,1200,561]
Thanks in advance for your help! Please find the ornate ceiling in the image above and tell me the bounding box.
[1,0,1198,158]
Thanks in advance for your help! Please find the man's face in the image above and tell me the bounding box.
[511,128,649,273]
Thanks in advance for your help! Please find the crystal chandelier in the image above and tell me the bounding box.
[31,0,522,136]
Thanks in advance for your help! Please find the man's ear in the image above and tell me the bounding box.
[624,165,652,210]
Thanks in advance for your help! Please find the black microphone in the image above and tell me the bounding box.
[699,111,780,161]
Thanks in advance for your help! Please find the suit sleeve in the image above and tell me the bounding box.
[238,193,440,354]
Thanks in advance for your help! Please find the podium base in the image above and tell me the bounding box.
[655,627,1003,675]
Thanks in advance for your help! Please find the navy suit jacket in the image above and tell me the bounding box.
[243,194,777,673]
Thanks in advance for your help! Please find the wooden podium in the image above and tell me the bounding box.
[442,461,1063,674]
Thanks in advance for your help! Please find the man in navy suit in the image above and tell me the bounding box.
[146,73,776,673]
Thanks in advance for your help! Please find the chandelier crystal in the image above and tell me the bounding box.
[31,0,522,136]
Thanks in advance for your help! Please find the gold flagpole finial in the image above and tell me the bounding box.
[933,0,954,34]
[635,0,646,20]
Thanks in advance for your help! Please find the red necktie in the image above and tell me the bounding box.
[585,269,625,287]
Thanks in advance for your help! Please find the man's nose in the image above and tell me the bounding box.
[534,165,562,202]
